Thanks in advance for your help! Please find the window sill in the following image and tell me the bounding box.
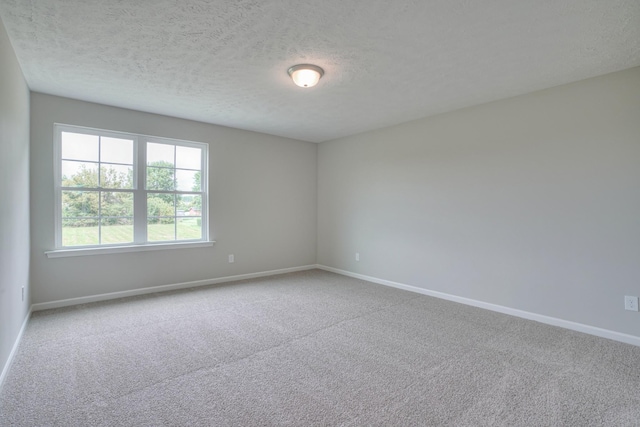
[45,241,215,258]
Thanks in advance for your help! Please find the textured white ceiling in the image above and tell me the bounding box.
[1,0,639,142]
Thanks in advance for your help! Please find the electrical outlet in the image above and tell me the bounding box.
[625,296,638,312]
[228,254,235,263]
[355,252,360,261]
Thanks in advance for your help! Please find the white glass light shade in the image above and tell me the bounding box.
[287,64,324,88]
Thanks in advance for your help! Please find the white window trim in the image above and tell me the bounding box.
[49,123,212,256]
[45,241,215,258]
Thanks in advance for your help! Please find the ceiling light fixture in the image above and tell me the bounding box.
[287,64,324,88]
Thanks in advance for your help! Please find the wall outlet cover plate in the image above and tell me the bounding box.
[624,296,638,312]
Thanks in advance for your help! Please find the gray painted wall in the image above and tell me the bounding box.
[0,18,30,378]
[30,93,317,304]
[318,67,640,338]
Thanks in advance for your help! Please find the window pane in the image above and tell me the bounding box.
[178,194,202,216]
[176,169,200,191]
[147,193,175,217]
[177,195,201,216]
[61,132,99,161]
[147,167,175,191]
[61,161,98,187]
[101,192,133,217]
[62,191,99,217]
[176,146,201,170]
[62,218,99,246]
[101,218,133,244]
[147,143,174,166]
[100,164,134,189]
[177,217,201,240]
[101,137,133,164]
[148,217,176,241]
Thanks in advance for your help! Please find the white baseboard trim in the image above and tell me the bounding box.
[0,307,32,392]
[316,265,640,348]
[32,265,317,311]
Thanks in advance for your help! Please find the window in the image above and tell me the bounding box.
[54,124,208,250]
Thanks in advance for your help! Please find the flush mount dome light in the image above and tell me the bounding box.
[287,64,324,88]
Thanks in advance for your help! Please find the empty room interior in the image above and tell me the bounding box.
[1,1,640,425]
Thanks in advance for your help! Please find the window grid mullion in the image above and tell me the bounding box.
[133,137,147,244]
[97,190,101,245]
[173,146,177,240]
[60,187,135,193]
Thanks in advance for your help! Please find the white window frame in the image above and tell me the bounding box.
[47,124,213,258]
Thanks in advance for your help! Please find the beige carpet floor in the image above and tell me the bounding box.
[1,269,639,426]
